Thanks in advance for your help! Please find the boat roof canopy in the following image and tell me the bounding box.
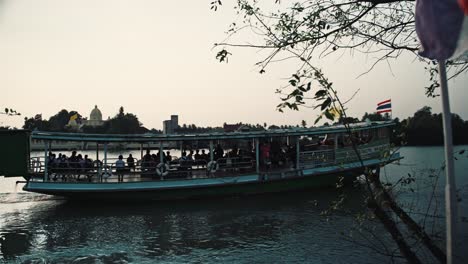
[31,121,394,143]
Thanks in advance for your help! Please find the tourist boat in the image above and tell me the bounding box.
[0,121,401,201]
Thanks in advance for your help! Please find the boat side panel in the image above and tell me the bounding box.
[23,155,400,201]
[28,169,363,201]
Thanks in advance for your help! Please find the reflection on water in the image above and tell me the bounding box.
[0,188,391,263]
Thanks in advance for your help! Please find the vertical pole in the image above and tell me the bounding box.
[209,140,214,161]
[104,143,108,167]
[96,143,100,181]
[255,138,260,173]
[438,60,457,264]
[103,143,108,182]
[159,142,164,164]
[159,141,164,180]
[180,141,183,159]
[140,143,143,160]
[334,133,339,163]
[44,141,48,182]
[296,137,300,170]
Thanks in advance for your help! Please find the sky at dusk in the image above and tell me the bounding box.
[1,0,467,130]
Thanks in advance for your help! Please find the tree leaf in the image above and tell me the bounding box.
[324,109,334,121]
[315,90,327,98]
[314,115,322,124]
[321,97,331,110]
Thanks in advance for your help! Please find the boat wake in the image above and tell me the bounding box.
[0,192,62,204]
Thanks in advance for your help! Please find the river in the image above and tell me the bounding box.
[0,146,467,263]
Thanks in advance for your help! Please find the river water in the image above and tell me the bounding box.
[0,146,467,263]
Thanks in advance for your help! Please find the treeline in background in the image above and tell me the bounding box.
[10,106,468,146]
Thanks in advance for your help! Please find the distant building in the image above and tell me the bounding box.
[65,105,105,131]
[163,115,179,134]
[171,115,178,130]
[163,120,172,134]
[223,123,250,133]
[85,105,104,127]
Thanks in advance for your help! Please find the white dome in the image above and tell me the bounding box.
[90,105,102,121]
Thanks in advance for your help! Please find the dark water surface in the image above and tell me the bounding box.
[0,190,387,263]
[1,146,467,263]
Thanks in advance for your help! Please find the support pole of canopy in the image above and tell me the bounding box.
[209,140,214,161]
[159,141,164,180]
[44,141,48,182]
[296,137,300,170]
[96,143,99,161]
[103,143,108,183]
[96,143,100,181]
[438,59,457,264]
[140,143,143,160]
[255,138,260,174]
[180,141,183,159]
[159,142,164,164]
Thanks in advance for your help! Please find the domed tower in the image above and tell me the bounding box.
[87,105,104,127]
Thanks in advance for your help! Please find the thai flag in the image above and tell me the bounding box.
[416,0,468,60]
[376,99,391,114]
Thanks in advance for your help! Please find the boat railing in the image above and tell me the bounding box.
[299,142,391,169]
[299,149,335,169]
[335,143,390,164]
[28,155,258,183]
[217,157,255,170]
[28,141,392,183]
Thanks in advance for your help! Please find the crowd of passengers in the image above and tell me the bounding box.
[43,142,299,177]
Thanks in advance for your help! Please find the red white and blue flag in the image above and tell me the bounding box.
[416,0,468,60]
[376,99,391,114]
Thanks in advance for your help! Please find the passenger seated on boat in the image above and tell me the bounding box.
[45,154,57,179]
[200,149,209,162]
[288,146,297,168]
[270,141,282,167]
[47,151,54,164]
[178,151,193,174]
[143,149,151,160]
[141,150,153,173]
[56,154,69,181]
[166,151,172,162]
[127,154,135,171]
[194,149,201,161]
[76,153,84,172]
[115,155,125,182]
[180,151,188,161]
[193,149,204,168]
[156,150,167,163]
[260,143,271,169]
[81,155,93,177]
[214,144,224,160]
[69,151,79,170]
[47,153,56,168]
[187,150,194,161]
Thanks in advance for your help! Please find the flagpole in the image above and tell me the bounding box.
[438,59,457,264]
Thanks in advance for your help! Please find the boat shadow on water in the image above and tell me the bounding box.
[0,185,372,262]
